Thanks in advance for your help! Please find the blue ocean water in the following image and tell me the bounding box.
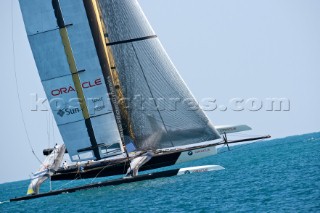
[1,133,319,212]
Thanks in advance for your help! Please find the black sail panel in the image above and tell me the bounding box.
[97,0,221,150]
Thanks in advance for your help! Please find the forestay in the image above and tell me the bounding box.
[19,0,123,161]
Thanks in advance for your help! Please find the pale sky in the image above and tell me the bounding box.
[0,0,319,184]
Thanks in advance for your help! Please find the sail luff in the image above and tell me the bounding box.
[98,5,138,149]
[107,49,136,145]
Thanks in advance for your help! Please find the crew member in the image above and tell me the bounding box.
[63,161,68,170]
[125,150,154,178]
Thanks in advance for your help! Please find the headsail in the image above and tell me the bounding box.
[96,0,221,150]
[19,0,124,161]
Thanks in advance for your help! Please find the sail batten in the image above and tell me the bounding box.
[106,35,157,46]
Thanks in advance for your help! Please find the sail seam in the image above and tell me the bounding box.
[28,28,59,37]
[90,111,113,119]
[106,35,157,46]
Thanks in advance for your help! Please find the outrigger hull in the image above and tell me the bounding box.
[11,165,224,202]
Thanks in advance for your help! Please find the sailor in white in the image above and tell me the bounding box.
[125,150,154,177]
[63,161,68,170]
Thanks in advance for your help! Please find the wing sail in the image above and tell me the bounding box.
[19,0,123,161]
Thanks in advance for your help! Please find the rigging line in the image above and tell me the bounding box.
[50,112,53,146]
[46,113,48,147]
[90,161,114,183]
[54,175,83,191]
[11,0,42,164]
[49,112,52,146]
[217,139,267,155]
[52,113,55,145]
[131,43,175,148]
[46,112,50,148]
[123,159,128,175]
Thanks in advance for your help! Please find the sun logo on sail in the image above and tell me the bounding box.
[57,108,82,117]
[57,109,65,117]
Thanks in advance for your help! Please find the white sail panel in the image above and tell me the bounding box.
[59,0,101,72]
[59,121,93,161]
[26,19,70,81]
[19,0,95,161]
[19,0,123,161]
[91,115,123,157]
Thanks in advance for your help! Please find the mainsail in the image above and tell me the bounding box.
[19,0,220,161]
[96,0,221,149]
